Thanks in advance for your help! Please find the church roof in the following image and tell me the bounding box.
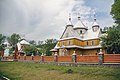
[92,18,99,27]
[66,18,72,26]
[74,17,87,29]
[66,14,73,26]
[82,28,101,40]
[20,39,30,45]
[60,23,101,40]
[60,15,101,40]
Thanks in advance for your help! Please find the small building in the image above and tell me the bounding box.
[17,39,30,56]
[51,15,105,56]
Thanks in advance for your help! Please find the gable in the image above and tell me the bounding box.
[60,26,74,39]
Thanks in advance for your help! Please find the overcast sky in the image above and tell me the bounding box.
[0,0,114,41]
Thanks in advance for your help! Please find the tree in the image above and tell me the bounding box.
[38,41,44,45]
[23,45,38,56]
[111,0,120,26]
[7,33,21,47]
[101,27,120,53]
[7,33,21,54]
[37,39,57,56]
[29,40,36,45]
[0,34,6,50]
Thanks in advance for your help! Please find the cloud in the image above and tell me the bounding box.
[0,0,114,41]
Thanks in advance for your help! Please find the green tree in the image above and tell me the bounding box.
[7,33,21,54]
[37,39,57,56]
[101,27,120,53]
[29,40,36,45]
[111,0,120,26]
[23,45,38,56]
[7,33,21,47]
[0,34,6,50]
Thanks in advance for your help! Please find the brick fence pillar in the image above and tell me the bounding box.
[41,53,44,62]
[24,53,26,60]
[18,53,20,60]
[54,53,58,62]
[98,49,104,65]
[72,51,76,63]
[31,53,34,60]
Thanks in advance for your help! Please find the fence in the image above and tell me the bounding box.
[104,54,120,63]
[76,55,98,62]
[1,54,120,63]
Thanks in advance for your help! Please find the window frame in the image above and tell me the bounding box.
[92,41,94,46]
[86,41,89,46]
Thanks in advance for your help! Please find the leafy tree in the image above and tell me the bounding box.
[0,34,6,50]
[111,0,120,26]
[37,39,57,56]
[29,40,36,45]
[101,27,120,53]
[7,33,21,47]
[7,33,21,55]
[23,45,38,56]
[38,41,44,45]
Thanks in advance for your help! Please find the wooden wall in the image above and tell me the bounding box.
[58,38,100,47]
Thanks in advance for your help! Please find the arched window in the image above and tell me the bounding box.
[80,30,82,34]
[86,41,88,46]
[92,41,94,46]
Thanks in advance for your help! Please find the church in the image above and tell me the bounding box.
[51,14,104,56]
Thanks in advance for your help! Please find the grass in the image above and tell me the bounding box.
[0,62,120,80]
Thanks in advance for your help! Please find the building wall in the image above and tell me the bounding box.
[82,49,99,55]
[57,38,101,55]
[70,48,99,55]
[58,48,99,56]
[57,38,100,47]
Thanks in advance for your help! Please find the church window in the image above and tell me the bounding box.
[92,41,94,46]
[68,40,71,45]
[80,30,82,34]
[62,41,64,46]
[86,41,88,46]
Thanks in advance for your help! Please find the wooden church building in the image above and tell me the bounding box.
[51,14,104,56]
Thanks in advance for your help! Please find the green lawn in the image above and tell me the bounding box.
[0,62,120,80]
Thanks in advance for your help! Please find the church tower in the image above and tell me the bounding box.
[60,14,74,38]
[92,16,99,32]
[74,14,88,38]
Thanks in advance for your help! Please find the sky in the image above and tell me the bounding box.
[0,0,114,41]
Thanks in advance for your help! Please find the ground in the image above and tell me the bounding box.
[0,62,120,80]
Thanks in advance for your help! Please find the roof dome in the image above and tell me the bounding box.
[74,17,87,30]
[66,14,73,26]
[92,18,99,27]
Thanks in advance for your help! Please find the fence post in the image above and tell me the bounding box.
[41,53,44,62]
[54,53,58,62]
[98,49,104,65]
[72,51,76,63]
[24,53,26,60]
[31,53,34,60]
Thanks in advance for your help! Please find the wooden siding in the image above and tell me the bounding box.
[58,38,100,47]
